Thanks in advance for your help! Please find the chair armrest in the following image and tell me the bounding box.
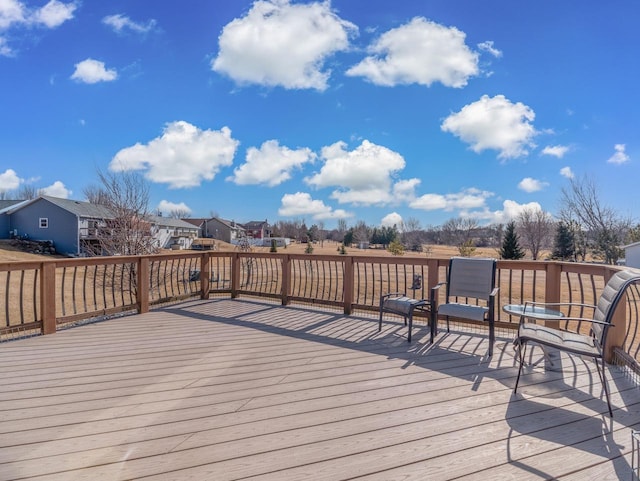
[382,292,406,300]
[489,287,500,297]
[430,282,446,306]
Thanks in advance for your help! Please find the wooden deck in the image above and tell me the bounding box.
[1,298,640,480]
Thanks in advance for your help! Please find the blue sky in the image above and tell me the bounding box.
[1,0,638,229]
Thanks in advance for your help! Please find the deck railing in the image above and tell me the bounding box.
[1,251,639,372]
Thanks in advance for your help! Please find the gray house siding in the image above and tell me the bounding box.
[10,199,79,255]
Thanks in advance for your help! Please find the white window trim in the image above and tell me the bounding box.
[39,217,49,229]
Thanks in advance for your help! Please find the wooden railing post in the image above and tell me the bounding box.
[604,268,626,363]
[231,253,240,299]
[41,261,56,335]
[137,257,149,314]
[281,254,291,306]
[427,259,440,292]
[545,262,562,329]
[200,252,211,300]
[343,256,354,315]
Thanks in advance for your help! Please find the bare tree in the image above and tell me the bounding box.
[83,184,111,205]
[441,217,479,255]
[91,170,158,256]
[517,208,554,260]
[170,208,191,219]
[18,185,39,200]
[560,176,630,264]
[353,220,370,245]
[337,218,347,237]
[401,217,422,251]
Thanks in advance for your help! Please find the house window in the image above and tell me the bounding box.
[39,218,49,229]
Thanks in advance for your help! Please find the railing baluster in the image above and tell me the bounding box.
[61,267,67,317]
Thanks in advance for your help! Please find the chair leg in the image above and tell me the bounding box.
[446,316,450,333]
[488,319,494,357]
[407,313,412,342]
[514,340,526,394]
[378,308,383,332]
[595,357,613,417]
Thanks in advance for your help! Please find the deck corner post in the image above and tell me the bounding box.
[41,261,57,335]
[137,257,150,314]
[201,252,211,300]
[343,256,354,315]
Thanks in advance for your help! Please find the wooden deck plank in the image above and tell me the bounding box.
[1,298,638,480]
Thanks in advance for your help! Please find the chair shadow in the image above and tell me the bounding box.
[163,297,639,478]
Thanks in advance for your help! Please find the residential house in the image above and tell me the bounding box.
[243,220,272,241]
[0,200,26,237]
[622,241,640,268]
[5,196,113,256]
[150,215,199,250]
[182,218,208,238]
[205,217,245,244]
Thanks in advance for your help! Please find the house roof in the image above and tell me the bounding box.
[149,215,199,230]
[182,218,207,228]
[8,195,114,219]
[243,220,269,229]
[212,217,245,231]
[0,199,27,214]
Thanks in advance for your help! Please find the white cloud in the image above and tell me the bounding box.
[110,121,239,189]
[392,178,420,203]
[40,180,71,198]
[560,166,574,179]
[33,0,76,28]
[157,200,192,216]
[381,212,402,228]
[228,140,315,186]
[212,0,356,91]
[410,188,493,211]
[607,144,630,165]
[0,0,25,29]
[518,177,549,193]
[441,94,537,159]
[70,58,117,84]
[102,13,156,34]
[278,192,352,220]
[0,168,22,193]
[305,140,405,205]
[477,40,502,58]
[464,199,543,224]
[346,17,479,88]
[542,145,569,158]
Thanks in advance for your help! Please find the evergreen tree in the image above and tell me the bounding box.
[552,221,575,261]
[499,221,525,259]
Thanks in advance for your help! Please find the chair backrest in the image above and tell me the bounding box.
[446,257,497,301]
[592,269,640,342]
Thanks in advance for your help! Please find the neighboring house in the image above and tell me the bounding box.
[150,215,199,250]
[243,220,271,240]
[622,241,640,268]
[206,217,245,244]
[0,200,27,237]
[6,196,113,256]
[182,218,208,238]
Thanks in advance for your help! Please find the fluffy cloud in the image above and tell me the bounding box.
[409,188,493,211]
[40,180,71,198]
[103,14,156,34]
[278,192,352,220]
[542,145,569,158]
[464,199,543,224]
[110,121,239,189]
[381,212,403,228]
[518,177,549,193]
[0,168,22,193]
[392,178,420,203]
[0,0,75,54]
[305,140,405,205]
[228,140,315,186]
[32,0,76,28]
[70,58,117,84]
[607,144,630,165]
[157,200,192,216]
[441,94,537,159]
[346,17,479,88]
[0,0,25,29]
[212,0,356,91]
[560,166,574,179]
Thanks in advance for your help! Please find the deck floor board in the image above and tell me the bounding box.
[1,298,639,480]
